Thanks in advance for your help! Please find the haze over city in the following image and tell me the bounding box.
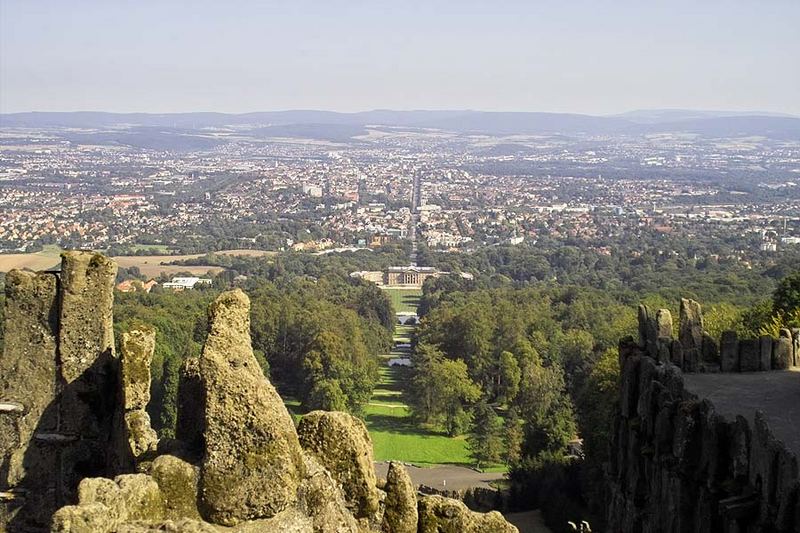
[2,0,799,115]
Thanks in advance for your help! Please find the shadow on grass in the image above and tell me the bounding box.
[372,365,410,397]
[364,413,452,438]
[401,295,421,309]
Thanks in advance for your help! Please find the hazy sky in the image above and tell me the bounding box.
[2,0,799,115]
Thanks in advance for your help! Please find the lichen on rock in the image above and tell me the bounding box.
[297,410,381,522]
[417,494,517,533]
[198,289,306,525]
[381,462,417,533]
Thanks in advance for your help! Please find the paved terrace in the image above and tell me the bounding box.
[684,369,800,456]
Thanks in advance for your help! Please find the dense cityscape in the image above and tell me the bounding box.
[2,116,799,262]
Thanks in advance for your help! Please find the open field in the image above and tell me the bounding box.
[126,244,172,254]
[0,245,63,272]
[382,287,422,314]
[0,247,274,275]
[112,249,274,277]
[393,324,415,344]
[112,257,225,278]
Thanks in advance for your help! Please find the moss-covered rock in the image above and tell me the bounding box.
[150,454,201,520]
[51,503,116,533]
[381,462,417,533]
[76,477,126,523]
[417,495,518,533]
[58,250,117,384]
[296,452,360,532]
[198,290,305,525]
[120,327,156,411]
[124,410,159,460]
[115,474,166,522]
[297,411,380,522]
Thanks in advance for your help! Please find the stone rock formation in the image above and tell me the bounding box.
[607,331,800,531]
[774,330,793,370]
[118,327,159,466]
[0,270,59,527]
[197,289,306,525]
[149,455,201,521]
[297,411,380,522]
[0,251,118,531]
[721,330,739,372]
[417,495,516,533]
[700,332,718,368]
[0,256,518,533]
[381,462,418,533]
[738,338,760,372]
[679,298,703,370]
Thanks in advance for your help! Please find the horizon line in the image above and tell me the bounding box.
[2,108,798,119]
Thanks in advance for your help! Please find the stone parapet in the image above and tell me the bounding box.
[607,338,800,531]
[639,298,799,374]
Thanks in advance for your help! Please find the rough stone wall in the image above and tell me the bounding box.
[639,299,800,374]
[1,253,518,533]
[0,270,60,529]
[0,251,118,531]
[607,336,800,532]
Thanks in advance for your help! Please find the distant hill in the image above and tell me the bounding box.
[3,109,799,141]
[614,108,798,124]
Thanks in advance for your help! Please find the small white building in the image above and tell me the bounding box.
[163,277,212,291]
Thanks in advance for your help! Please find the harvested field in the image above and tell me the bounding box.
[0,245,62,272]
[0,248,273,276]
[112,249,273,277]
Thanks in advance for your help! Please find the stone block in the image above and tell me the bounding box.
[679,298,703,370]
[720,331,739,372]
[701,333,719,366]
[759,336,773,371]
[670,339,684,369]
[738,339,760,372]
[773,337,792,370]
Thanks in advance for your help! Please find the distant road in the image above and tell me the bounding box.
[374,462,504,491]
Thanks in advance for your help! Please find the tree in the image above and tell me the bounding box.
[576,347,619,465]
[503,407,524,466]
[307,379,348,412]
[703,303,744,340]
[468,401,504,470]
[774,271,800,315]
[515,361,577,456]
[740,299,774,337]
[497,351,521,404]
[408,345,481,436]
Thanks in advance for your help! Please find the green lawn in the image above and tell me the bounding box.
[382,288,422,314]
[364,403,472,466]
[393,325,415,344]
[365,360,475,467]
